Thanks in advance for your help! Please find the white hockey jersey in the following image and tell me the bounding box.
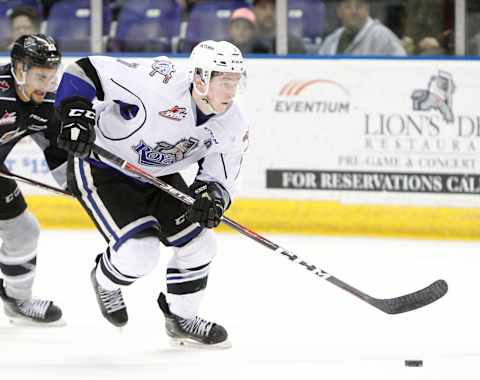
[70,56,249,198]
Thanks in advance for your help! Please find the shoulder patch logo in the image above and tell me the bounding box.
[149,59,175,83]
[0,80,10,92]
[159,105,187,121]
[0,111,17,126]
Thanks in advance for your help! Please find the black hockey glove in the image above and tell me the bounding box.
[187,181,230,228]
[57,97,96,159]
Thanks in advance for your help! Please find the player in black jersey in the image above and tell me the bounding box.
[0,34,67,325]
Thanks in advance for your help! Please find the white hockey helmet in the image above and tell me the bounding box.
[188,40,245,95]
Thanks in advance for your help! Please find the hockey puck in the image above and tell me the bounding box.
[405,360,423,367]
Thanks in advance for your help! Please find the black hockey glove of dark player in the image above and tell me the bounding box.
[57,97,96,159]
[187,181,231,228]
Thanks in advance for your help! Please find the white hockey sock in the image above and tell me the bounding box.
[95,264,122,291]
[168,291,205,319]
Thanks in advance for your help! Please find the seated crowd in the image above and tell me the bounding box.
[0,0,461,55]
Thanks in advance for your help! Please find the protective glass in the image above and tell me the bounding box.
[23,65,61,92]
[210,71,247,95]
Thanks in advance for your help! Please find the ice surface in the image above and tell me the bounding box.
[1,230,479,380]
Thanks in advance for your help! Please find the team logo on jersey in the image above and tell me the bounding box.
[133,138,199,166]
[27,113,48,131]
[0,80,10,92]
[149,60,175,83]
[0,111,17,126]
[159,105,187,121]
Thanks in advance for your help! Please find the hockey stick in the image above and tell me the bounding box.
[92,144,448,314]
[0,170,72,197]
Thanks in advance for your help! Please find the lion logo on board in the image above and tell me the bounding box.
[411,70,455,124]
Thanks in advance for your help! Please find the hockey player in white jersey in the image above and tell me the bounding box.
[54,41,248,347]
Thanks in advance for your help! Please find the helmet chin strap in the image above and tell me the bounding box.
[200,96,218,115]
[193,80,218,115]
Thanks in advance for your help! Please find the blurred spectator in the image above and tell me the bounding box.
[318,0,405,56]
[470,33,480,56]
[176,0,194,13]
[417,36,445,55]
[252,0,306,54]
[467,2,480,55]
[4,5,41,50]
[40,0,58,18]
[404,0,448,48]
[228,7,268,54]
[401,36,415,55]
[108,0,125,20]
[176,0,228,14]
[438,28,453,55]
[403,0,453,55]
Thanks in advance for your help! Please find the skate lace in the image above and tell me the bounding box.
[179,316,213,337]
[17,299,50,319]
[98,287,125,313]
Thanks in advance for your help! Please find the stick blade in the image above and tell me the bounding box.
[372,279,448,314]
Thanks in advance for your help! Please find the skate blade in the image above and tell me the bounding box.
[169,337,232,350]
[7,316,66,327]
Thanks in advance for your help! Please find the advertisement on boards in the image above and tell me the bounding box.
[239,59,480,206]
[3,56,480,207]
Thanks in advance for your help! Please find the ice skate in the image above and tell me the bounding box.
[0,279,64,326]
[90,267,128,327]
[157,292,231,349]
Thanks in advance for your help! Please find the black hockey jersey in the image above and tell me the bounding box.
[0,63,67,173]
